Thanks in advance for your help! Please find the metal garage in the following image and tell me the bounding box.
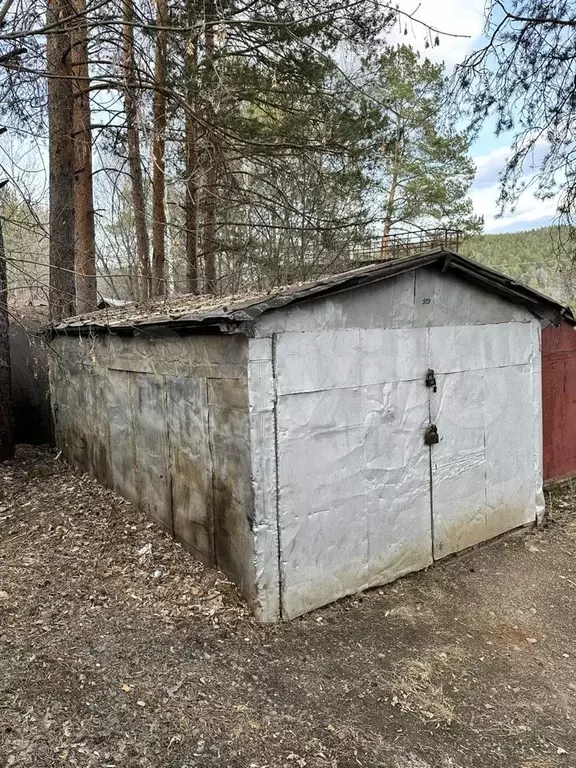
[48,250,573,621]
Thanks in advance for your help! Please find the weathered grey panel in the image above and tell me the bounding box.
[430,367,488,559]
[55,364,89,468]
[49,332,258,613]
[208,377,256,603]
[268,318,543,620]
[363,380,433,589]
[276,379,432,620]
[167,376,213,561]
[247,338,280,622]
[275,328,429,395]
[107,333,246,380]
[108,370,137,503]
[133,374,172,531]
[256,268,533,336]
[83,368,110,486]
[430,321,544,558]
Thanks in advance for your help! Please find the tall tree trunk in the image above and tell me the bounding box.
[71,0,97,313]
[151,0,167,297]
[380,125,403,260]
[203,160,217,293]
[185,0,199,295]
[379,173,397,259]
[47,0,76,321]
[122,0,151,300]
[202,0,217,294]
[0,211,13,461]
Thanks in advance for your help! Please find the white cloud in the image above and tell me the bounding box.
[388,0,486,67]
[470,141,560,232]
[484,196,559,232]
[470,177,559,233]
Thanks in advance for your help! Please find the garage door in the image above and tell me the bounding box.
[429,323,542,559]
[274,322,542,620]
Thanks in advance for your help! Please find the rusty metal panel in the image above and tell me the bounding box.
[166,376,213,562]
[542,322,576,482]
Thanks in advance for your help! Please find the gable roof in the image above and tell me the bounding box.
[51,249,575,336]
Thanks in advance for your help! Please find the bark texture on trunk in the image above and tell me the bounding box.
[71,0,97,313]
[47,0,76,321]
[185,0,199,295]
[0,214,13,461]
[380,126,402,261]
[122,0,151,300]
[151,0,167,297]
[202,0,217,294]
[379,174,397,259]
[202,160,217,293]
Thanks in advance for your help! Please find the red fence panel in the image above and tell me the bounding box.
[542,321,576,483]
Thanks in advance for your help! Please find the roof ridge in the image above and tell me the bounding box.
[50,249,574,335]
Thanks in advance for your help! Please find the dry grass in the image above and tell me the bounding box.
[392,649,464,726]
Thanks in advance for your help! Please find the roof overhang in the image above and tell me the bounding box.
[49,249,575,338]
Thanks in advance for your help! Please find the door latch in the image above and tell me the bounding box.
[425,368,437,392]
[424,423,439,445]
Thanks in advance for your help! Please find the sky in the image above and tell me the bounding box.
[394,0,556,234]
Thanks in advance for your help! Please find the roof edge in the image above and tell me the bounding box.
[49,249,575,336]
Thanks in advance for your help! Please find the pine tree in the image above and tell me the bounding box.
[455,1,576,233]
[369,46,482,252]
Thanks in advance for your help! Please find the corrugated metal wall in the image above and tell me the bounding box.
[542,322,576,483]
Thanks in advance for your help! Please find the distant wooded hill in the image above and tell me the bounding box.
[460,226,576,307]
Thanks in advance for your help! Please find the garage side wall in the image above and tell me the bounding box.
[49,332,257,606]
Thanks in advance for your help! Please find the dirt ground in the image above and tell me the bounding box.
[2,448,576,767]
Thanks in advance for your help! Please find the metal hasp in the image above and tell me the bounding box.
[424,423,439,446]
[425,368,437,392]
